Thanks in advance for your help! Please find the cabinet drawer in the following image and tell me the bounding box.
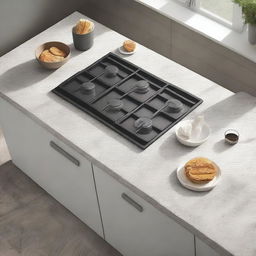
[0,98,103,237]
[196,237,220,256]
[94,164,194,256]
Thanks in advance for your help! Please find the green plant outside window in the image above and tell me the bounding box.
[233,0,256,24]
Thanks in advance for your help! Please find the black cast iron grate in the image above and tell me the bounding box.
[52,52,203,149]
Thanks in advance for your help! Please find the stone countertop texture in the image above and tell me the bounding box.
[0,11,256,256]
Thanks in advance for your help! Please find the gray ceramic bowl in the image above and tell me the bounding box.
[72,26,94,51]
[35,41,70,70]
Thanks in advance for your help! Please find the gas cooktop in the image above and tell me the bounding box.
[52,52,203,149]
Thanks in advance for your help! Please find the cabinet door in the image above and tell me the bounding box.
[94,164,194,256]
[0,98,103,237]
[196,238,220,256]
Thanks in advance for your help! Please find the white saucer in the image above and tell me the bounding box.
[176,161,221,192]
[175,120,210,147]
[118,46,136,55]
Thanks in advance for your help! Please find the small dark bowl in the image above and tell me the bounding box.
[225,129,239,145]
[35,41,70,70]
[72,25,94,51]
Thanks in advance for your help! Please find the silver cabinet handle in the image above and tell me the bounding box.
[50,141,80,166]
[121,193,143,212]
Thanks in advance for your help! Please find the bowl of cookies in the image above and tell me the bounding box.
[35,41,70,70]
[176,157,221,192]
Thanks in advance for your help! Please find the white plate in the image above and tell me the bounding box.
[175,120,210,147]
[176,161,221,192]
[118,46,136,55]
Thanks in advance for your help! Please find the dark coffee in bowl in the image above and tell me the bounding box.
[225,129,239,145]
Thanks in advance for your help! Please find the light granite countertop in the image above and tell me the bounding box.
[0,12,256,256]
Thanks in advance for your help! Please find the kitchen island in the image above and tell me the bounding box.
[0,12,256,256]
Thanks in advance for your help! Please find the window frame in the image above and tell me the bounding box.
[178,0,244,32]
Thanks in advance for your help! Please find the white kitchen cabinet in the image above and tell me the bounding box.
[196,237,220,256]
[93,164,195,256]
[0,98,103,237]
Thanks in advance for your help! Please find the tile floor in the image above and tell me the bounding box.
[0,129,121,256]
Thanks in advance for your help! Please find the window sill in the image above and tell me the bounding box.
[135,0,256,64]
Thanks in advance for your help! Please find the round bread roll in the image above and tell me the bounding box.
[75,19,94,34]
[123,40,136,52]
[184,157,217,184]
[49,47,66,57]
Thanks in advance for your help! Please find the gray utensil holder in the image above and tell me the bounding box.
[72,27,94,51]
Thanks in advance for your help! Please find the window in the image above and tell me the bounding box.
[198,0,233,22]
[177,0,243,31]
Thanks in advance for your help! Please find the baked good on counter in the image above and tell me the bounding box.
[184,157,217,184]
[75,19,94,34]
[49,47,66,57]
[39,47,64,62]
[123,40,136,52]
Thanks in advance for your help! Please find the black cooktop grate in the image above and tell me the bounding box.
[52,52,203,149]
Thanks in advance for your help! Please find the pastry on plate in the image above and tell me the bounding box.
[39,50,64,63]
[184,157,217,184]
[49,47,66,57]
[75,19,94,34]
[123,40,136,52]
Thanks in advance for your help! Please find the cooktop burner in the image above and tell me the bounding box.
[52,52,203,149]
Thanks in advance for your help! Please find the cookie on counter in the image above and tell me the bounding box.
[123,40,136,52]
[184,157,217,184]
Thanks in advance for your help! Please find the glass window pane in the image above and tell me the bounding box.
[200,0,233,22]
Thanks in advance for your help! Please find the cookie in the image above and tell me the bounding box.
[39,50,64,63]
[184,157,217,184]
[49,47,66,57]
[123,40,136,52]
